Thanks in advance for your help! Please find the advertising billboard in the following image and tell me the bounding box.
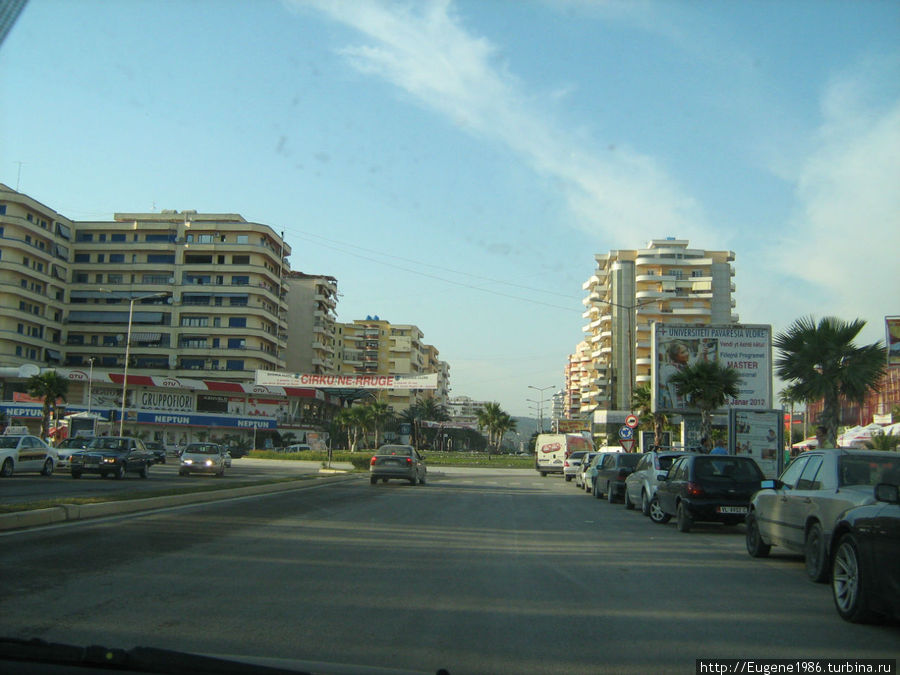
[887,316,900,367]
[255,371,438,390]
[729,409,784,478]
[652,323,772,413]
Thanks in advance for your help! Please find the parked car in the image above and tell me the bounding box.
[179,443,228,477]
[592,452,641,502]
[623,450,686,517]
[829,483,900,623]
[654,454,764,532]
[70,436,151,479]
[745,449,900,582]
[0,433,57,477]
[575,452,599,489]
[564,450,591,483]
[370,444,426,485]
[144,441,167,464]
[583,451,616,495]
[54,437,93,470]
[284,443,312,452]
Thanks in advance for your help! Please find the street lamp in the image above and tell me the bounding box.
[528,384,554,434]
[119,292,171,436]
[87,357,94,414]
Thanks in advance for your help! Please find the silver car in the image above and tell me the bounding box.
[745,449,900,582]
[0,434,57,477]
[369,444,426,485]
[575,452,598,489]
[179,442,227,477]
[623,450,686,519]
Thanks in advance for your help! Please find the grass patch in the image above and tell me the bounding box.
[248,450,535,469]
[0,476,312,515]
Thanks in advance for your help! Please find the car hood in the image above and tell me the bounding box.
[182,452,219,461]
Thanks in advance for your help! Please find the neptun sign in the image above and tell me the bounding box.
[255,370,439,390]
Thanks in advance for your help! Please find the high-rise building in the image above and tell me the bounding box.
[564,341,592,419]
[334,317,449,412]
[283,272,338,374]
[580,238,738,413]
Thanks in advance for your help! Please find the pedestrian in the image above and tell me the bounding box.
[815,425,828,448]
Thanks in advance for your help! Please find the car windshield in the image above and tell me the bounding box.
[88,438,128,452]
[185,445,220,455]
[838,455,900,487]
[378,446,412,456]
[658,455,680,470]
[619,454,641,467]
[695,457,763,481]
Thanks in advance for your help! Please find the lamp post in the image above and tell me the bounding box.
[528,384,554,434]
[119,292,170,436]
[87,357,94,414]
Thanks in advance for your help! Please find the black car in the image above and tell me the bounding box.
[144,441,167,464]
[829,482,900,623]
[592,452,641,503]
[653,454,764,532]
[70,436,152,480]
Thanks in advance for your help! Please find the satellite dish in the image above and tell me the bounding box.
[18,364,40,377]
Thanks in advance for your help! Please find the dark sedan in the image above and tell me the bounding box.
[654,454,764,532]
[369,444,426,485]
[592,452,641,503]
[829,482,900,623]
[70,436,151,480]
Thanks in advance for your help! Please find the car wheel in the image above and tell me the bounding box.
[607,483,616,504]
[370,475,377,485]
[99,471,108,479]
[420,474,426,485]
[139,463,149,479]
[565,475,572,482]
[641,491,651,517]
[71,471,82,479]
[41,458,54,476]
[624,489,635,510]
[179,470,188,477]
[593,481,602,499]
[382,478,388,483]
[216,468,225,477]
[115,464,126,480]
[649,496,671,524]
[805,522,829,583]
[832,533,876,623]
[0,458,13,478]
[676,502,692,532]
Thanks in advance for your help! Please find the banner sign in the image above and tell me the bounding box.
[135,412,277,429]
[887,316,900,367]
[255,371,438,390]
[652,323,772,413]
[730,409,784,478]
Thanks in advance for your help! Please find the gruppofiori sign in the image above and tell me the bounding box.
[255,371,439,390]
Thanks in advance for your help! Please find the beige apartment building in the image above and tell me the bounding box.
[0,183,296,380]
[564,341,592,419]
[335,317,449,412]
[283,271,338,374]
[580,238,738,414]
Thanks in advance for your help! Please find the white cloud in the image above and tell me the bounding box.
[774,72,900,341]
[289,0,710,246]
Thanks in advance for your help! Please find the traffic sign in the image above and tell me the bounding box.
[619,438,637,452]
[618,426,634,440]
[625,414,639,428]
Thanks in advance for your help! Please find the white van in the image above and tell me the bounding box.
[534,433,594,476]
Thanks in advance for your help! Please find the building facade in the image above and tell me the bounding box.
[564,341,592,420]
[580,238,738,414]
[283,271,338,375]
[334,317,449,412]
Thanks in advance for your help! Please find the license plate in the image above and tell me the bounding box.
[717,506,747,514]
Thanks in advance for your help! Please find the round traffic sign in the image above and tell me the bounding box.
[625,414,639,428]
[618,426,634,440]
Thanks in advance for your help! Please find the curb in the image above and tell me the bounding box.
[0,472,357,533]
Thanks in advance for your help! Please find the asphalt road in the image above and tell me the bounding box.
[1,469,896,675]
[0,457,334,505]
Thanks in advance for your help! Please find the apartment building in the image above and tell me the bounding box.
[335,317,449,412]
[564,341,592,420]
[283,271,338,374]
[446,395,489,427]
[580,238,738,413]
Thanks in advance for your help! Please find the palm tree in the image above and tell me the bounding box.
[416,397,449,450]
[863,433,899,452]
[334,405,370,452]
[366,399,394,449]
[399,405,422,451]
[27,371,69,441]
[775,316,886,448]
[493,412,517,454]
[631,383,667,447]
[476,402,503,457]
[668,360,742,446]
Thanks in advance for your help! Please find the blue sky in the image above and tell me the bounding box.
[2,0,898,418]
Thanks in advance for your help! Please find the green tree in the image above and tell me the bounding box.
[417,397,449,450]
[631,383,668,447]
[864,434,900,452]
[775,316,886,448]
[26,371,69,441]
[668,360,742,446]
[366,399,394,449]
[334,405,371,452]
[476,402,516,457]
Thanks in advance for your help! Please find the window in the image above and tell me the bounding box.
[226,359,244,371]
[227,338,246,349]
[228,317,246,328]
[97,254,105,263]
[779,456,809,489]
[185,254,213,264]
[103,336,118,346]
[99,233,106,242]
[76,232,93,242]
[181,358,205,370]
[236,235,248,244]
[108,274,123,283]
[797,456,824,490]
[111,233,126,242]
[146,233,175,242]
[232,255,250,265]
[198,234,214,243]
[0,204,5,215]
[181,316,209,327]
[147,254,175,264]
[109,253,125,263]
[231,275,249,285]
[74,253,92,263]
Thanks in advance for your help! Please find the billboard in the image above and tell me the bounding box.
[255,370,438,390]
[730,409,784,478]
[887,316,900,367]
[652,324,772,413]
